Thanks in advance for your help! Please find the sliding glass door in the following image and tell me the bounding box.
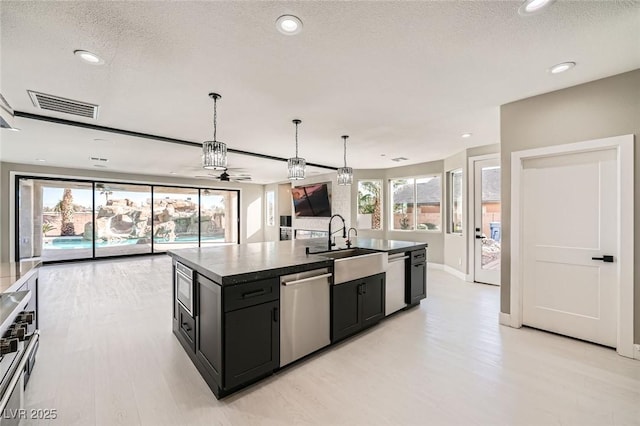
[153,186,200,252]
[16,176,240,263]
[94,183,152,258]
[201,189,238,246]
[18,179,94,262]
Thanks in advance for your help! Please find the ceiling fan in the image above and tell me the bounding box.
[195,168,252,182]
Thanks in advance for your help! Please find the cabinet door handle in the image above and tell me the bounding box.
[273,307,279,323]
[591,255,614,263]
[181,322,191,332]
[242,288,266,299]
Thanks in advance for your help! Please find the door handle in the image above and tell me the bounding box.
[475,234,486,240]
[273,307,279,322]
[591,255,614,263]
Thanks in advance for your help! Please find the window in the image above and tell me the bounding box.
[266,191,275,226]
[357,180,382,230]
[448,169,463,234]
[16,176,240,262]
[390,176,441,231]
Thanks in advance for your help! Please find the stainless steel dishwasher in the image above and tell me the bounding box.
[386,253,409,316]
[280,268,332,367]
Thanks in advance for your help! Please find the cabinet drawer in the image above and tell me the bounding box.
[223,278,278,312]
[410,249,426,264]
[178,305,196,352]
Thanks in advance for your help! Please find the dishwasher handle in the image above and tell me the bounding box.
[388,255,409,263]
[282,273,333,286]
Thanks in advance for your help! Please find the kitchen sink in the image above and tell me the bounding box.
[318,249,387,284]
[316,248,376,259]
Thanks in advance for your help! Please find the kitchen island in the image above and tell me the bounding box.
[168,238,427,399]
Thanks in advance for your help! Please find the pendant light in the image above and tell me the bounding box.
[337,135,353,185]
[287,119,306,180]
[202,92,227,170]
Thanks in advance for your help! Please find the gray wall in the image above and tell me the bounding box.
[0,162,265,262]
[500,69,640,343]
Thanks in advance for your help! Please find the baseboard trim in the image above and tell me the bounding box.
[465,274,474,283]
[634,344,640,361]
[427,263,444,270]
[443,265,467,281]
[499,312,512,327]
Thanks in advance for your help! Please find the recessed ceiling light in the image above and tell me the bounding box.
[518,0,555,16]
[461,133,472,138]
[35,158,46,162]
[93,138,106,142]
[3,127,20,132]
[74,50,105,65]
[93,164,107,168]
[276,15,303,35]
[169,172,177,175]
[380,154,386,157]
[549,61,576,74]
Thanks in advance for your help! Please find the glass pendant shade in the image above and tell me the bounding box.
[287,157,306,180]
[337,166,353,185]
[337,135,353,185]
[202,140,227,170]
[202,92,228,170]
[288,119,306,180]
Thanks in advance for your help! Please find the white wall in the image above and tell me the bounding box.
[292,172,351,235]
[0,162,265,261]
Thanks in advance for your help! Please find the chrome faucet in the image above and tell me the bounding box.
[345,227,358,248]
[328,214,346,250]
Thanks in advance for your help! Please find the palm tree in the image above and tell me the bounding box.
[358,181,381,230]
[55,188,75,236]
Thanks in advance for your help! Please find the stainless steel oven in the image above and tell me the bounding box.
[175,262,195,317]
[0,291,38,425]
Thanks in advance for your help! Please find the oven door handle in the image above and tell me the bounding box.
[0,330,39,413]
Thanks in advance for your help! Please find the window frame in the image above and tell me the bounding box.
[448,169,464,235]
[388,174,442,233]
[265,190,275,227]
[356,179,384,232]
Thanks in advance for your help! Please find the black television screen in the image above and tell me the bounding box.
[291,183,331,217]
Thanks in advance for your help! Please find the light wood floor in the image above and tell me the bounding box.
[24,256,640,426]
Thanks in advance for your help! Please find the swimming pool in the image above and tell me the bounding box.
[46,235,222,250]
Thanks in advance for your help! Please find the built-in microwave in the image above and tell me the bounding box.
[175,262,194,317]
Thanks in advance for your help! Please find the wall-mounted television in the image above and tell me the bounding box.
[291,183,331,217]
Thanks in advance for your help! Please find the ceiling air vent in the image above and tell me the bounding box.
[27,90,99,119]
[391,157,409,162]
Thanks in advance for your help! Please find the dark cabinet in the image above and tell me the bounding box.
[196,274,222,387]
[331,273,385,342]
[331,280,361,341]
[361,273,385,327]
[176,273,279,398]
[225,300,279,389]
[406,249,427,305]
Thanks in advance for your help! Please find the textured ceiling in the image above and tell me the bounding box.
[0,1,638,183]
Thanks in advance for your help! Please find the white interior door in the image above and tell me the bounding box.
[521,148,617,347]
[474,159,501,285]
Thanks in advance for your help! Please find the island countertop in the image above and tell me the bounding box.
[0,260,42,293]
[168,238,427,285]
